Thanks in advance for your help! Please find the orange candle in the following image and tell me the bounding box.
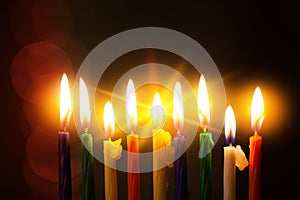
[249,87,264,200]
[126,79,140,200]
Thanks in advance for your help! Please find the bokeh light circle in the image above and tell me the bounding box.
[73,27,226,172]
[10,41,74,105]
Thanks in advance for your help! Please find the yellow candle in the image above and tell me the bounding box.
[151,93,174,200]
[103,101,122,200]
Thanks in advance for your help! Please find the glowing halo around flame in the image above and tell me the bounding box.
[72,27,226,172]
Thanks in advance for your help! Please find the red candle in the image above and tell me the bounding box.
[126,79,140,200]
[249,87,264,200]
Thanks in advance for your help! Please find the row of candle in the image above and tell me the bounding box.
[58,73,263,200]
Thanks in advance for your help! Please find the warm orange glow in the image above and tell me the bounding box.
[80,77,90,130]
[251,87,264,133]
[151,92,165,129]
[225,105,236,144]
[104,101,115,138]
[126,79,137,132]
[197,75,210,130]
[60,73,71,130]
[172,82,184,131]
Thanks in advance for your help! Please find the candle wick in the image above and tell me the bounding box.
[62,109,70,131]
[84,128,88,133]
[254,130,258,136]
[203,127,207,133]
[177,130,181,135]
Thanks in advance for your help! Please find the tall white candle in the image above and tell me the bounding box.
[223,105,248,200]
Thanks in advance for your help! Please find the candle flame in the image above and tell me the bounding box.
[197,75,210,131]
[172,81,184,131]
[225,105,236,144]
[60,73,71,130]
[251,87,264,133]
[126,79,137,132]
[151,92,165,129]
[80,77,90,130]
[104,101,115,138]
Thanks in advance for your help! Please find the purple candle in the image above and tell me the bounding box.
[58,131,72,200]
[173,134,189,200]
[172,81,189,200]
[59,73,72,200]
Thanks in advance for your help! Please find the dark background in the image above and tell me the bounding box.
[1,0,300,199]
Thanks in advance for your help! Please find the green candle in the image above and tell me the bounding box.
[80,77,95,200]
[199,132,214,200]
[81,132,95,200]
[197,75,213,200]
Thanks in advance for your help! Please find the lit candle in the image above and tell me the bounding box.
[79,77,95,200]
[151,93,174,200]
[223,105,248,200]
[249,87,264,200]
[103,101,122,200]
[172,81,189,200]
[197,75,214,200]
[58,73,72,200]
[126,79,140,200]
